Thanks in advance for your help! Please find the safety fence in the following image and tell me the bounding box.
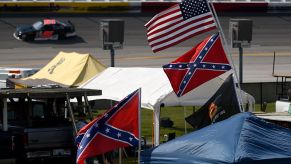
[0,0,290,3]
[0,0,291,14]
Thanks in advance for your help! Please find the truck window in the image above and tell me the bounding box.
[7,110,15,120]
[32,103,45,119]
[7,103,19,121]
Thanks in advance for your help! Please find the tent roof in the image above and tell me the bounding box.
[141,112,291,163]
[9,51,106,88]
[80,67,252,110]
[79,67,255,146]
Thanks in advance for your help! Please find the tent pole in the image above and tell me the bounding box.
[154,105,161,146]
[152,111,155,147]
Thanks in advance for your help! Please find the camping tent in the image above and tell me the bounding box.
[79,67,255,145]
[8,51,106,88]
[141,112,291,164]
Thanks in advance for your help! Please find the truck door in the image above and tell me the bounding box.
[0,100,16,160]
[0,131,15,159]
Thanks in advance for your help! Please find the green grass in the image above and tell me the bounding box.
[93,102,276,145]
[254,102,275,113]
[141,106,195,144]
[93,106,195,144]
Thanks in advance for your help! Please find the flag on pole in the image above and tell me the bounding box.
[76,89,141,164]
[145,0,216,53]
[185,74,241,129]
[163,33,231,97]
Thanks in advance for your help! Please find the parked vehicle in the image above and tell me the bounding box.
[0,88,101,163]
[13,19,76,41]
[0,67,40,88]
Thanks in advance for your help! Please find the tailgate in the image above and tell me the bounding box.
[24,126,74,149]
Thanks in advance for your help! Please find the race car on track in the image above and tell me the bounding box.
[13,19,76,41]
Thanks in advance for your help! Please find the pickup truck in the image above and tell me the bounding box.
[0,87,101,163]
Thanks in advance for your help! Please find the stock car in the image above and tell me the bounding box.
[13,19,76,41]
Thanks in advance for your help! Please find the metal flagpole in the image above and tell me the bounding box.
[138,88,142,164]
[119,148,122,164]
[207,0,245,112]
[183,106,187,134]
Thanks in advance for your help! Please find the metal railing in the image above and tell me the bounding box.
[0,0,290,3]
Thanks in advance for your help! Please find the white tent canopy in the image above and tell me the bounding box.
[79,67,255,145]
[80,67,227,109]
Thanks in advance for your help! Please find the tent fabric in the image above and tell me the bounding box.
[141,112,291,164]
[8,78,67,87]
[9,51,106,88]
[80,67,253,111]
[79,67,255,145]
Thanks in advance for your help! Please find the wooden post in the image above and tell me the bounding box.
[119,148,122,164]
[3,98,8,131]
[84,92,93,120]
[66,93,78,135]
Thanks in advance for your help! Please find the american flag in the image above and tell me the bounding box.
[76,89,141,164]
[163,33,231,97]
[145,0,216,53]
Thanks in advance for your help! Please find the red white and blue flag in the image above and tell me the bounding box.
[145,0,216,53]
[163,33,231,97]
[76,89,141,164]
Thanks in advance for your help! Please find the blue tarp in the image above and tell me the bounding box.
[141,112,291,164]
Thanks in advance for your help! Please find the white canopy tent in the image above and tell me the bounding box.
[79,67,255,145]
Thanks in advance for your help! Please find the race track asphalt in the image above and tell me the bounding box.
[0,13,291,82]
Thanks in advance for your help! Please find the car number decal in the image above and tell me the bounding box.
[42,31,54,38]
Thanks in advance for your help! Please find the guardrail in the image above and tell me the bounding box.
[0,0,290,3]
[1,0,291,14]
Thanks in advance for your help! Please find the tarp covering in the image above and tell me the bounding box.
[141,112,291,164]
[9,51,106,88]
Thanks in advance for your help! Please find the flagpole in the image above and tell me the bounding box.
[207,1,245,112]
[119,148,122,164]
[183,106,187,134]
[138,88,141,164]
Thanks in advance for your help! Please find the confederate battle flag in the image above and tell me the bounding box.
[76,89,141,164]
[163,33,231,97]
